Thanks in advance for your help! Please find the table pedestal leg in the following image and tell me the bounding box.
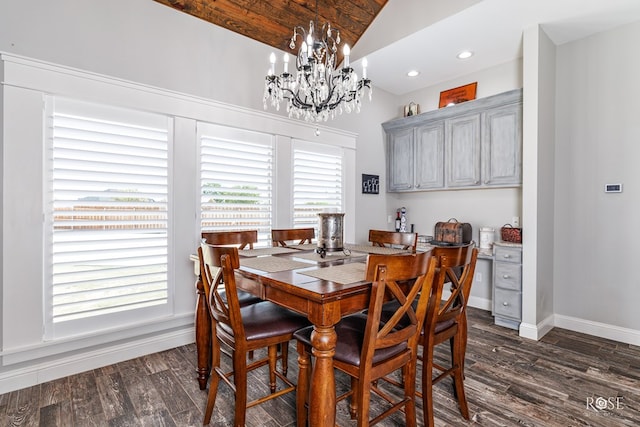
[195,274,211,390]
[309,325,337,427]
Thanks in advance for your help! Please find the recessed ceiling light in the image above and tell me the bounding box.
[407,70,420,77]
[457,50,474,60]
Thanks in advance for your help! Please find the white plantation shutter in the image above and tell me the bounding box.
[293,141,343,230]
[199,123,273,246]
[45,98,170,338]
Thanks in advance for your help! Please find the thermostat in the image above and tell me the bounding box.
[604,183,622,193]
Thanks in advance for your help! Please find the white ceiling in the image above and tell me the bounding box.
[356,0,640,95]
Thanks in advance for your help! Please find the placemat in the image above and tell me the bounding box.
[238,247,300,257]
[299,263,366,285]
[293,250,367,262]
[287,243,318,250]
[240,256,310,273]
[344,244,409,255]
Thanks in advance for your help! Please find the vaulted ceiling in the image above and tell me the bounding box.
[153,0,388,62]
[152,0,640,96]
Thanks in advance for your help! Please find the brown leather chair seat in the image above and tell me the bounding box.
[294,314,407,367]
[218,301,310,341]
[219,289,262,307]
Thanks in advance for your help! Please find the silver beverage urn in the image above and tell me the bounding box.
[316,212,345,258]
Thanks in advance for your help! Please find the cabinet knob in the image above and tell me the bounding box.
[475,180,480,185]
[503,254,511,258]
[502,301,509,306]
[502,274,510,279]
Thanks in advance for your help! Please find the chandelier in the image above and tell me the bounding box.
[263,1,372,122]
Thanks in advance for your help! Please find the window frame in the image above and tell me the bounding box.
[43,96,175,340]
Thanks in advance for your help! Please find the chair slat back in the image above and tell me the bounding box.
[361,252,438,366]
[431,243,478,327]
[201,230,258,250]
[199,243,246,341]
[271,228,315,247]
[368,229,418,251]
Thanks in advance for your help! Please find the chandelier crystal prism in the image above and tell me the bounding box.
[263,2,372,122]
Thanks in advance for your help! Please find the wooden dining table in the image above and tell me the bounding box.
[190,244,413,427]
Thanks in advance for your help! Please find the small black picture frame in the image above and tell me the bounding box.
[362,174,379,194]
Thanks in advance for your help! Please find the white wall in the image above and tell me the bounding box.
[554,20,640,339]
[0,0,269,112]
[398,58,523,117]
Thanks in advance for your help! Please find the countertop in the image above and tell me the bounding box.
[417,244,494,260]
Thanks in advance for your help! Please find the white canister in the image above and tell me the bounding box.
[479,227,495,249]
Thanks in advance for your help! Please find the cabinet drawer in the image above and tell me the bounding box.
[494,262,522,291]
[494,288,521,319]
[494,245,522,263]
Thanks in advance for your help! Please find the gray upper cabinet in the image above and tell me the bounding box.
[387,127,414,191]
[387,121,444,191]
[446,114,481,187]
[415,122,444,189]
[382,88,522,193]
[482,104,522,186]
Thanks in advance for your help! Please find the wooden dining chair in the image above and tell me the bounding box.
[374,242,478,426]
[271,227,315,247]
[201,229,258,249]
[200,230,261,307]
[368,229,418,251]
[199,244,311,427]
[420,243,479,427]
[294,251,441,427]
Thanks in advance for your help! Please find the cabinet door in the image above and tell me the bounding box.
[482,104,522,186]
[414,122,444,189]
[387,127,414,191]
[446,114,481,187]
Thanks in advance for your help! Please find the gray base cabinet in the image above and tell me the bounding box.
[383,89,522,192]
[492,242,522,330]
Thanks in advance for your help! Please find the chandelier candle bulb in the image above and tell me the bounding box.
[301,42,308,65]
[362,57,367,78]
[343,44,350,68]
[283,53,289,73]
[269,52,276,75]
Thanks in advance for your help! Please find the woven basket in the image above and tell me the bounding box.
[500,224,522,243]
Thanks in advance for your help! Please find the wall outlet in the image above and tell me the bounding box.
[474,272,482,283]
[387,215,392,224]
[512,216,520,227]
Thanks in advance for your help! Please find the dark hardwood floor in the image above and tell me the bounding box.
[1,307,638,426]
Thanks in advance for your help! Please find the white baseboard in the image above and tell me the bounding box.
[0,328,194,395]
[519,313,554,341]
[553,314,640,347]
[441,289,491,312]
[468,295,492,311]
[518,312,640,346]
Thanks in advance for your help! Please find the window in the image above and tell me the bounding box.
[293,141,343,230]
[199,123,273,245]
[45,98,171,338]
